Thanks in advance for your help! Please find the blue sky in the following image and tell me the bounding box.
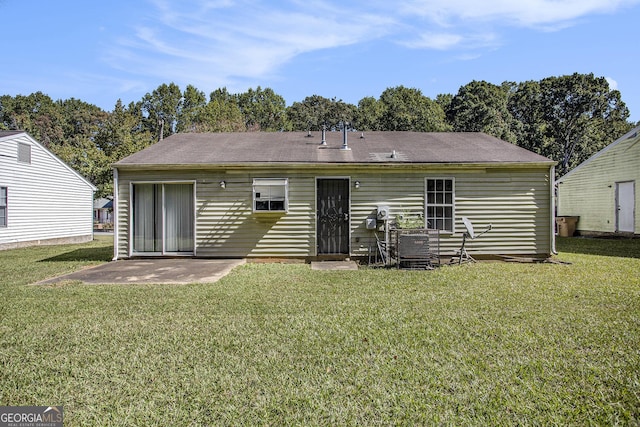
[2,0,639,121]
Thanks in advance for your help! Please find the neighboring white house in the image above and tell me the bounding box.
[557,125,639,236]
[94,197,113,225]
[0,131,96,250]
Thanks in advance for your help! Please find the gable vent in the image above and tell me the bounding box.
[18,143,31,164]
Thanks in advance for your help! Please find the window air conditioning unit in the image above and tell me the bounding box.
[377,205,390,220]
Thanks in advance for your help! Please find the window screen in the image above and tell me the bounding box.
[0,187,7,227]
[426,178,454,232]
[253,178,288,212]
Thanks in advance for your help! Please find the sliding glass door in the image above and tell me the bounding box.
[133,184,162,253]
[164,184,194,252]
[132,183,194,255]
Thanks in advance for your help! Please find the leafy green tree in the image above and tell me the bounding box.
[331,100,358,131]
[177,85,207,133]
[510,73,632,175]
[237,86,290,131]
[93,100,153,197]
[0,93,110,191]
[355,96,383,131]
[447,80,516,142]
[46,98,110,192]
[211,87,234,101]
[54,135,109,196]
[378,86,450,132]
[286,98,320,131]
[58,98,108,140]
[96,100,152,159]
[199,88,245,132]
[0,92,65,147]
[141,82,183,141]
[507,80,547,154]
[286,95,356,131]
[435,93,453,121]
[173,87,245,133]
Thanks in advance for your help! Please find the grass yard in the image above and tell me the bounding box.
[0,236,639,425]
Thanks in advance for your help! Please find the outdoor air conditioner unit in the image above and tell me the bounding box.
[377,205,390,221]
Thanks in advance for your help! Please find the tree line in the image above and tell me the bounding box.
[0,72,634,198]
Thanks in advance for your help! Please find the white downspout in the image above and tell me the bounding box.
[112,167,119,261]
[91,189,95,241]
[551,165,557,255]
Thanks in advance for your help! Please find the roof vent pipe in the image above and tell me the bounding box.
[341,123,351,151]
[320,124,327,146]
[306,129,312,137]
[390,150,397,159]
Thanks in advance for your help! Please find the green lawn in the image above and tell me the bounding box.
[1,236,639,425]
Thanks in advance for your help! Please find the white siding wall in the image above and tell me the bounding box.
[0,134,95,249]
[117,166,551,258]
[557,134,640,234]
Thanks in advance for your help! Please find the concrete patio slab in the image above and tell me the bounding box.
[37,258,246,285]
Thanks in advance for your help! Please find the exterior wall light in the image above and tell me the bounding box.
[220,180,226,189]
[354,181,360,189]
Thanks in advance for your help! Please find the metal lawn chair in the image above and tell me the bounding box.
[450,217,492,265]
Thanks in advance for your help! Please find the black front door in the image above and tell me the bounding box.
[317,179,350,255]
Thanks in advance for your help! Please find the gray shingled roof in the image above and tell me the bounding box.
[0,130,26,139]
[115,131,553,167]
[94,198,113,209]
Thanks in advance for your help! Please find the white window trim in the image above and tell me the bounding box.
[425,177,456,234]
[253,178,289,213]
[0,186,7,228]
[128,180,197,257]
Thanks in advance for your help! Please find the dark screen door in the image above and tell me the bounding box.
[317,179,350,255]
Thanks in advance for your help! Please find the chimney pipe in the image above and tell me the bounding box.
[341,123,351,151]
[320,124,327,146]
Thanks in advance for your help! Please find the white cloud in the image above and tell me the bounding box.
[106,0,396,91]
[103,0,640,93]
[399,0,640,28]
[400,31,498,50]
[606,77,619,90]
[401,33,464,50]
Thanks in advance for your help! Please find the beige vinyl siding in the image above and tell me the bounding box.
[116,180,130,257]
[196,174,315,257]
[117,165,551,259]
[454,171,551,255]
[557,134,639,234]
[0,134,95,249]
[117,170,316,258]
[350,173,425,257]
[350,168,551,257]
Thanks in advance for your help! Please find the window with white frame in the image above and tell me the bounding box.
[18,143,31,164]
[0,187,7,227]
[425,178,454,232]
[253,178,288,212]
